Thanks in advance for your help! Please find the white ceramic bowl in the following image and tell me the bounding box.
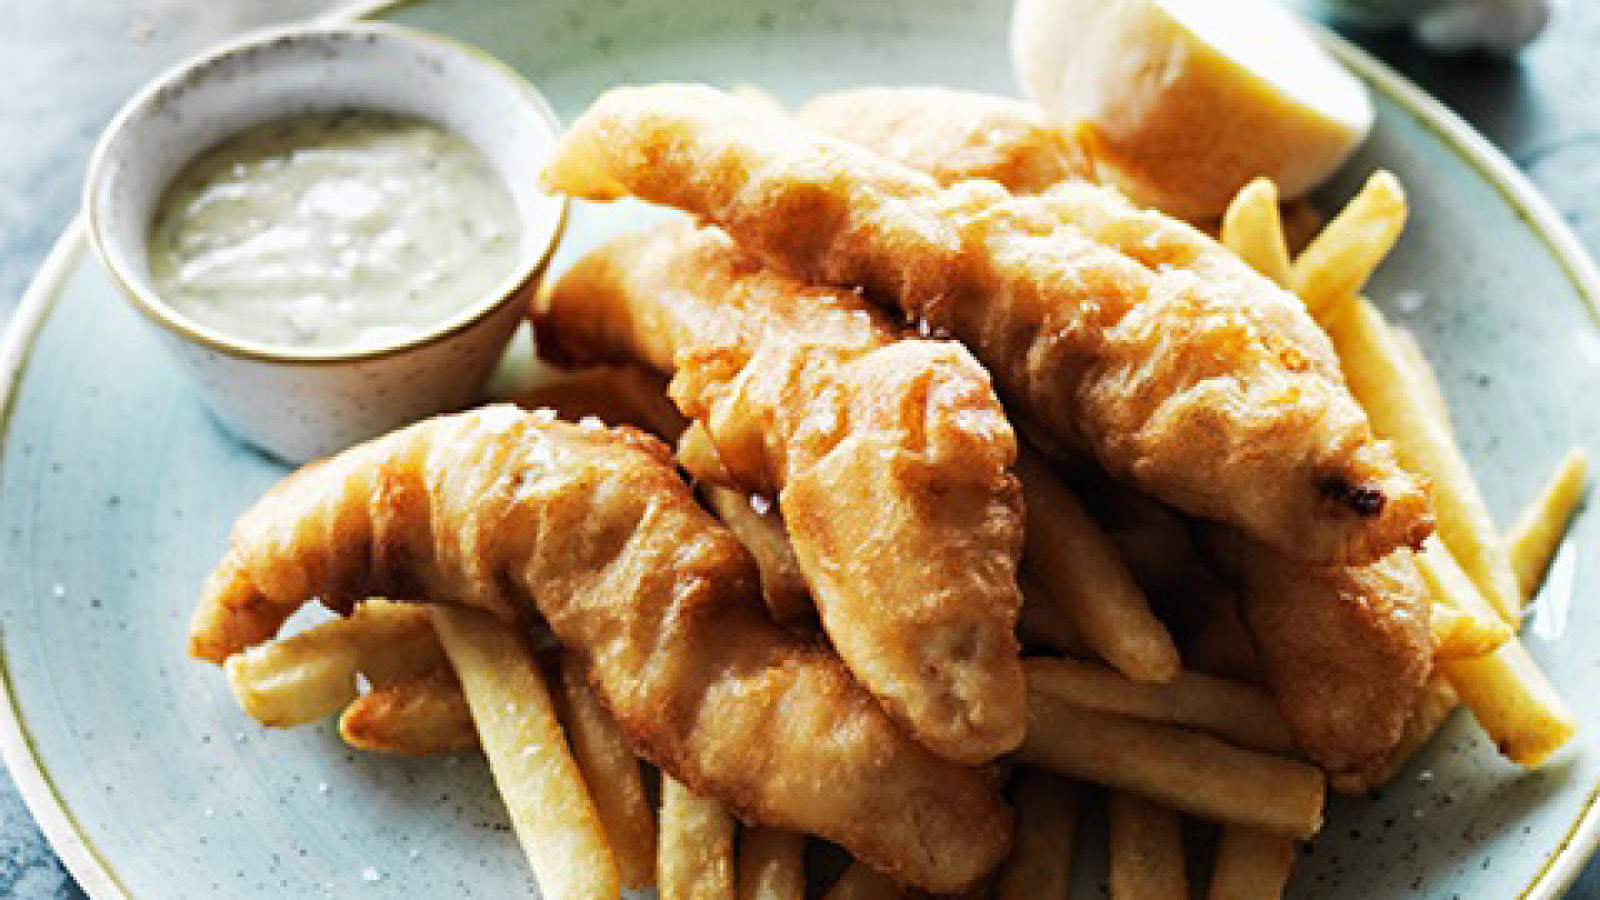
[84,22,567,463]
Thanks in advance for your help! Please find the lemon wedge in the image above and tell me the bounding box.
[1013,0,1374,219]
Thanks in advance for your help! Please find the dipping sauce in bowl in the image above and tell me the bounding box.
[85,22,567,463]
[148,110,521,351]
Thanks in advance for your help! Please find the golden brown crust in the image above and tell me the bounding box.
[188,408,1010,892]
[802,87,1436,780]
[538,222,1027,764]
[1227,541,1434,777]
[543,83,1431,566]
[1328,674,1459,795]
[798,87,1085,192]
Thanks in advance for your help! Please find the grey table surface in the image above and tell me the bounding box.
[3,0,1600,897]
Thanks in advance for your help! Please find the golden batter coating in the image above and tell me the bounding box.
[805,90,1435,777]
[1227,542,1433,777]
[544,83,1432,566]
[188,407,1010,892]
[538,222,1027,764]
[797,86,1085,192]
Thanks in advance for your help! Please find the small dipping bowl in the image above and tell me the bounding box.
[85,22,567,463]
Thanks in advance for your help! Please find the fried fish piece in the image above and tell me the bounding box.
[538,221,1027,764]
[807,97,1436,774]
[544,83,1432,566]
[1225,541,1433,777]
[797,87,1085,192]
[189,407,1010,892]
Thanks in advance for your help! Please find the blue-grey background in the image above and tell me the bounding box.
[3,0,1600,896]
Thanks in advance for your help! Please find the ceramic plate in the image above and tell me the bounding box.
[4,0,1599,897]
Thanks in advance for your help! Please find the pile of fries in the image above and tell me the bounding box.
[215,163,1585,898]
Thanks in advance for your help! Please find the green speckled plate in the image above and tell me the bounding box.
[4,0,1599,897]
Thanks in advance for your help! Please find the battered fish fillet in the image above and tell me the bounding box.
[537,221,1027,764]
[796,87,1085,192]
[805,90,1437,772]
[188,407,1010,892]
[1226,542,1433,777]
[544,83,1432,566]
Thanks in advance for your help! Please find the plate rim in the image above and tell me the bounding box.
[1,2,1597,897]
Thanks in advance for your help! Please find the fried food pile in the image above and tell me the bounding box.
[190,407,1007,891]
[190,83,1582,899]
[539,222,1028,764]
[545,82,1433,568]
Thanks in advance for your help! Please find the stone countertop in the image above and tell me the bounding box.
[3,0,1599,897]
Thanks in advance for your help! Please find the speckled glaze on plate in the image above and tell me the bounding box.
[2,0,1598,897]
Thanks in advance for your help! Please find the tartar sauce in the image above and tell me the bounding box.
[148,110,521,351]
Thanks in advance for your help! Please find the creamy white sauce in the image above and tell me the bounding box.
[148,110,521,351]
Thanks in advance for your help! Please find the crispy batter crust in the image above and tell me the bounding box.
[188,408,1010,892]
[544,83,1432,566]
[1228,542,1433,777]
[797,87,1086,192]
[798,86,1435,778]
[538,222,1027,764]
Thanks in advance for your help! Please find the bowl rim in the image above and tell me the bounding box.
[82,19,569,367]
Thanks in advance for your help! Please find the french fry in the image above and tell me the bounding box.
[1430,602,1512,662]
[659,775,738,900]
[995,768,1077,900]
[1292,171,1408,318]
[1416,541,1576,767]
[1176,584,1263,683]
[1082,476,1210,594]
[1019,689,1325,839]
[1389,326,1452,434]
[225,630,360,727]
[1026,657,1296,754]
[823,862,903,900]
[430,606,619,900]
[1018,448,1180,683]
[557,654,657,890]
[1329,674,1459,794]
[1324,296,1524,622]
[1017,571,1089,656]
[702,484,815,628]
[1104,518,1207,597]
[1208,826,1295,900]
[737,827,805,900]
[1507,448,1589,599]
[224,600,442,726]
[338,667,477,757]
[347,602,453,686]
[1109,792,1188,900]
[1221,178,1293,287]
